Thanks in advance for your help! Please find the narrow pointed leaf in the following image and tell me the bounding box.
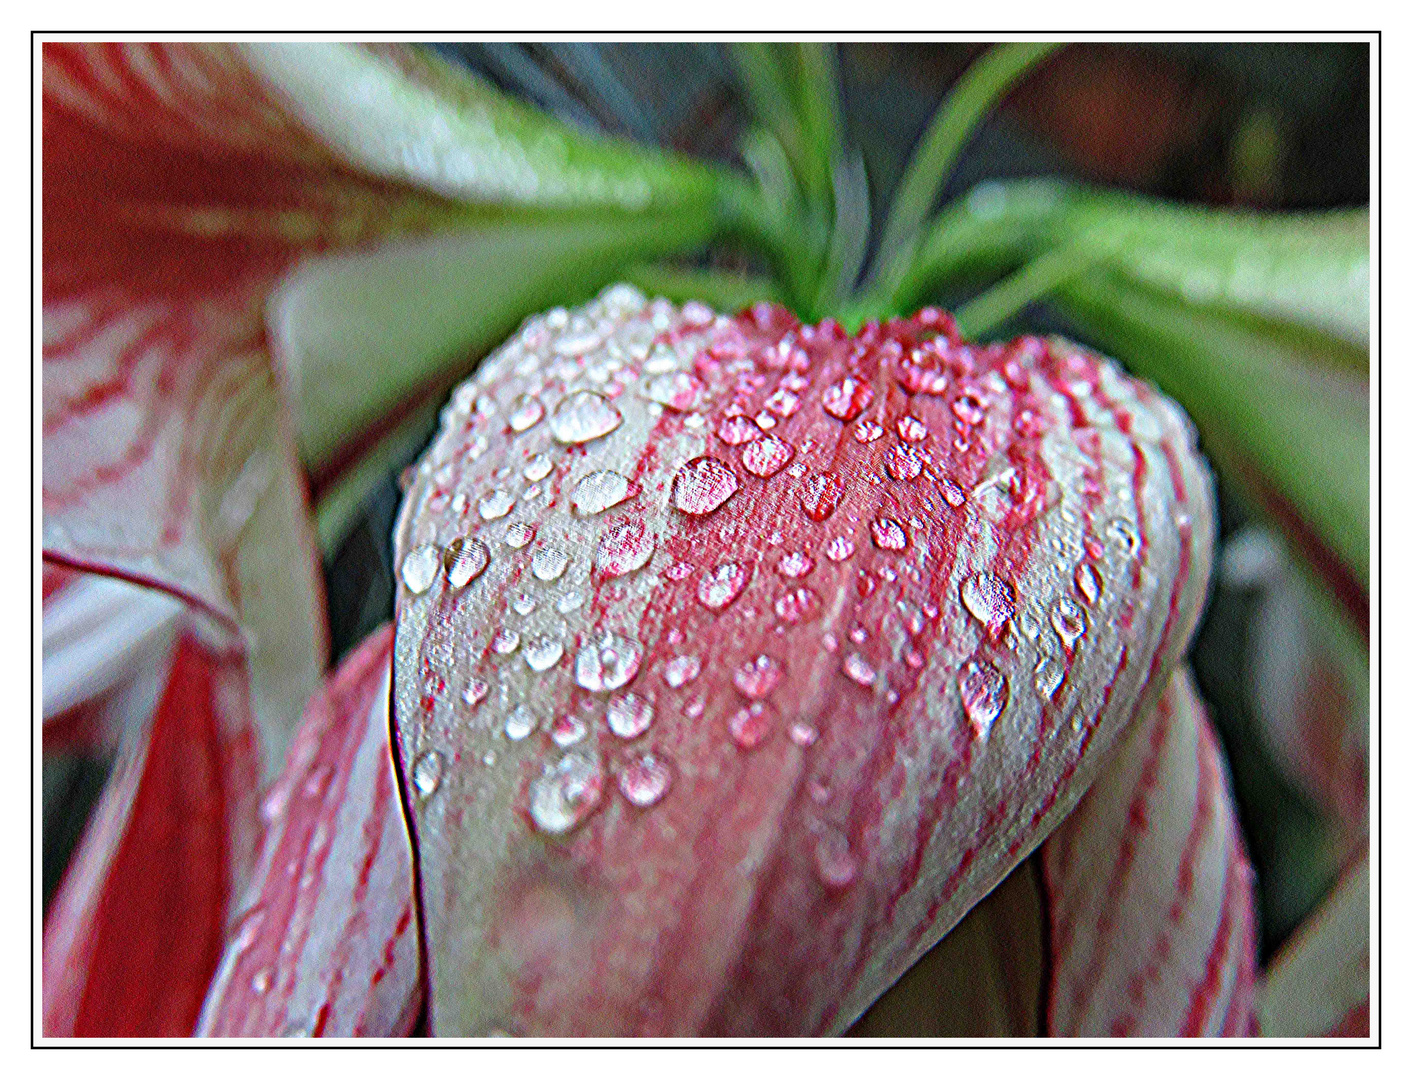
[198,626,421,1038]
[1042,668,1258,1036]
[391,287,1214,1035]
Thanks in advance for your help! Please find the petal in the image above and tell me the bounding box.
[197,626,421,1037]
[43,626,260,1036]
[391,288,1214,1035]
[1041,667,1258,1036]
[1258,851,1369,1038]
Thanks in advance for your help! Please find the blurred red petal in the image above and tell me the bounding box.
[196,626,421,1037]
[1042,667,1258,1036]
[43,628,259,1037]
[391,289,1215,1035]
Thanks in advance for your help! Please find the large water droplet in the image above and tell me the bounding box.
[618,751,672,807]
[444,537,490,589]
[663,654,701,688]
[596,521,656,577]
[733,654,785,699]
[524,637,564,672]
[572,470,637,515]
[960,572,1017,632]
[871,517,908,551]
[813,827,858,890]
[1050,596,1087,647]
[478,489,515,520]
[504,522,536,548]
[1075,563,1102,606]
[777,551,814,578]
[508,393,545,433]
[531,547,570,582]
[800,472,845,522]
[524,454,554,482]
[401,544,440,594]
[897,351,949,395]
[412,749,445,798]
[642,370,704,411]
[741,434,795,478]
[504,704,537,741]
[774,587,819,624]
[550,713,586,747]
[575,632,643,692]
[716,414,761,445]
[842,653,877,687]
[528,750,604,835]
[821,377,873,421]
[697,561,750,610]
[557,589,586,613]
[884,444,924,481]
[551,390,622,444]
[958,658,1007,737]
[671,456,740,515]
[896,415,928,442]
[606,691,654,739]
[727,701,775,749]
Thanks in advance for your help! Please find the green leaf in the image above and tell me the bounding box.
[873,44,1062,284]
[954,240,1107,338]
[1056,270,1368,591]
[620,263,782,311]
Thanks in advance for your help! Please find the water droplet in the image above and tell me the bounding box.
[464,679,489,707]
[853,420,885,443]
[897,415,928,441]
[1107,518,1140,555]
[671,456,740,515]
[741,434,795,478]
[557,589,586,613]
[572,470,637,515]
[401,544,440,594]
[551,390,622,444]
[525,637,564,672]
[842,653,877,687]
[478,489,515,520]
[697,561,750,610]
[789,722,818,747]
[619,751,672,807]
[575,632,643,692]
[952,393,986,426]
[897,351,949,395]
[444,537,490,588]
[727,701,775,749]
[1050,596,1087,647]
[800,472,845,521]
[716,414,761,445]
[504,704,537,741]
[642,370,704,411]
[505,522,536,548]
[663,654,701,688]
[512,593,537,616]
[492,628,520,654]
[774,587,819,624]
[607,692,654,739]
[940,478,966,507]
[531,547,570,582]
[596,521,656,577]
[777,551,814,578]
[528,750,604,835]
[960,573,1017,632]
[1075,563,1102,606]
[825,536,855,562]
[958,658,1007,738]
[412,749,445,798]
[508,393,545,433]
[1034,653,1065,699]
[251,968,272,995]
[550,713,586,747]
[733,654,785,699]
[523,454,554,482]
[884,444,924,481]
[871,517,908,551]
[821,377,873,421]
[813,828,858,889]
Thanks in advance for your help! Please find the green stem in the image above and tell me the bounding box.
[873,43,1062,285]
[954,242,1105,337]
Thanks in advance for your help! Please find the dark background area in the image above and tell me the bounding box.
[47,41,1371,965]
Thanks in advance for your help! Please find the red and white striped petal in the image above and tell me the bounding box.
[1258,851,1369,1039]
[1041,667,1258,1036]
[196,627,421,1038]
[43,625,260,1037]
[390,287,1215,1035]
